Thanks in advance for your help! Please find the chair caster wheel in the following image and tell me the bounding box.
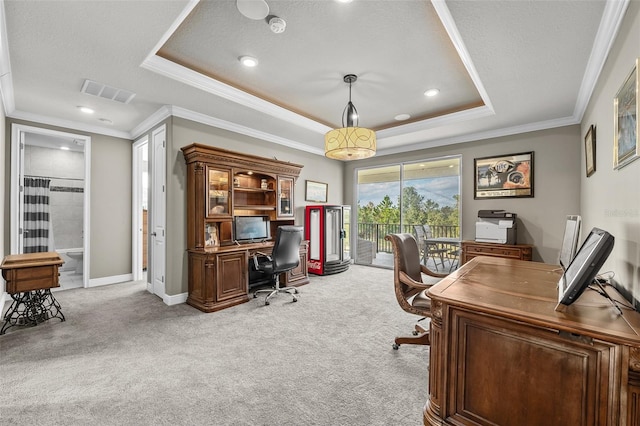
[392,344,400,350]
[292,298,297,302]
[412,330,419,336]
[253,293,257,298]
[265,300,270,306]
[294,289,299,294]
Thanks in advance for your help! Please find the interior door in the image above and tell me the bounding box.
[150,126,166,299]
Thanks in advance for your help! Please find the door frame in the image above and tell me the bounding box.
[10,123,91,287]
[132,135,148,282]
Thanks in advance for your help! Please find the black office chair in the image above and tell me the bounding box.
[252,225,303,305]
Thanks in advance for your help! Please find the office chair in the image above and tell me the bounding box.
[252,225,303,305]
[385,233,448,349]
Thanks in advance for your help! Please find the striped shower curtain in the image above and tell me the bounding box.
[23,177,54,253]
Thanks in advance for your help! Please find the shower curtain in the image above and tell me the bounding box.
[23,177,54,253]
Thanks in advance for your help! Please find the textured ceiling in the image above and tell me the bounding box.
[0,0,623,158]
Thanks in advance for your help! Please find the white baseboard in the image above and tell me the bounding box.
[145,283,187,306]
[164,292,188,306]
[88,273,134,288]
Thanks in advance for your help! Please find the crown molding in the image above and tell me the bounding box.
[377,115,579,157]
[431,0,494,113]
[168,105,326,156]
[573,0,630,121]
[8,109,131,140]
[376,105,494,139]
[141,55,331,135]
[130,105,172,139]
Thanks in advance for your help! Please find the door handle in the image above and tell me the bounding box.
[151,232,157,237]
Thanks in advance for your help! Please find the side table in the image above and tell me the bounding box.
[1,252,65,334]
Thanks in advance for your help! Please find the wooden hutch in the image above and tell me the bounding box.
[181,143,308,313]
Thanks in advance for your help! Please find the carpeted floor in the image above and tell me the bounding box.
[0,265,430,425]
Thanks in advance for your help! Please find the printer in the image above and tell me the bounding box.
[475,210,517,244]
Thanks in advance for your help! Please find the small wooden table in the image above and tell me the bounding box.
[1,252,65,334]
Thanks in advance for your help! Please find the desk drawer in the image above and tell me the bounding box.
[467,245,521,258]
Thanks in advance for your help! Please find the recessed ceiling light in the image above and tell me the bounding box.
[239,56,258,67]
[424,88,440,97]
[236,0,269,20]
[78,106,94,114]
[60,146,70,151]
[394,114,411,121]
[335,0,353,3]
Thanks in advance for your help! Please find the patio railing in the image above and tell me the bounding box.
[356,223,459,254]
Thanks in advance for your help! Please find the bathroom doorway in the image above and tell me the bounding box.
[10,124,91,289]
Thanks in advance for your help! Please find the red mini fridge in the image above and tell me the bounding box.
[304,205,351,275]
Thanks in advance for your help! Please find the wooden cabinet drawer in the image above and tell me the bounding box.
[467,245,521,258]
[461,241,533,265]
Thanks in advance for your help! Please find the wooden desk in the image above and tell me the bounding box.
[1,252,65,334]
[425,256,640,426]
[187,240,309,313]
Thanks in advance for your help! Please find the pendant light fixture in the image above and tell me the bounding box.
[325,74,376,160]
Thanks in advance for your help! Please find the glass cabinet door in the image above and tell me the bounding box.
[277,176,294,217]
[207,167,231,217]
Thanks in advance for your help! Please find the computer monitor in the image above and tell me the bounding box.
[556,227,614,308]
[233,215,271,242]
[558,215,581,269]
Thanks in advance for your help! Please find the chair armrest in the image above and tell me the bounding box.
[252,251,272,270]
[399,271,435,292]
[420,264,448,279]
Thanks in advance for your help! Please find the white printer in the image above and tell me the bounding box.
[475,210,517,244]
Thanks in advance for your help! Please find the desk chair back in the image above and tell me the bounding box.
[253,226,303,305]
[386,233,448,349]
[386,233,444,314]
[270,226,303,273]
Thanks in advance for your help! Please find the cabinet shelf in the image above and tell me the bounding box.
[234,205,276,211]
[234,187,274,193]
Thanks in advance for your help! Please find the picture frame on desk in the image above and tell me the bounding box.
[613,57,639,170]
[585,124,596,177]
[305,180,328,203]
[474,151,534,199]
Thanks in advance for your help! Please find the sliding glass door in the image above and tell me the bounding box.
[355,156,461,271]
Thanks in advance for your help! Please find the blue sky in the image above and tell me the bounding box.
[357,176,459,208]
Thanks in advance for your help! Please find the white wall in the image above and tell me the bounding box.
[581,1,640,305]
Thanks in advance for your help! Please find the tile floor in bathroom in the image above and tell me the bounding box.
[56,270,84,290]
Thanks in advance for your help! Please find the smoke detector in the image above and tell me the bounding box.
[269,16,286,34]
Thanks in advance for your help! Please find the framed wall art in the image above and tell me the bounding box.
[585,125,596,177]
[305,180,328,203]
[614,57,638,170]
[474,151,534,199]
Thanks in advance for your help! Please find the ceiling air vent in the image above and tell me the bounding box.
[81,79,135,104]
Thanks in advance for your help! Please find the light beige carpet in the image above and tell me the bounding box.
[0,265,430,425]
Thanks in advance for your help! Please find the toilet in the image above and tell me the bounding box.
[66,251,83,275]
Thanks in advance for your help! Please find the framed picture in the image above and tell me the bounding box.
[305,180,328,203]
[474,151,534,199]
[585,125,596,177]
[614,58,639,170]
